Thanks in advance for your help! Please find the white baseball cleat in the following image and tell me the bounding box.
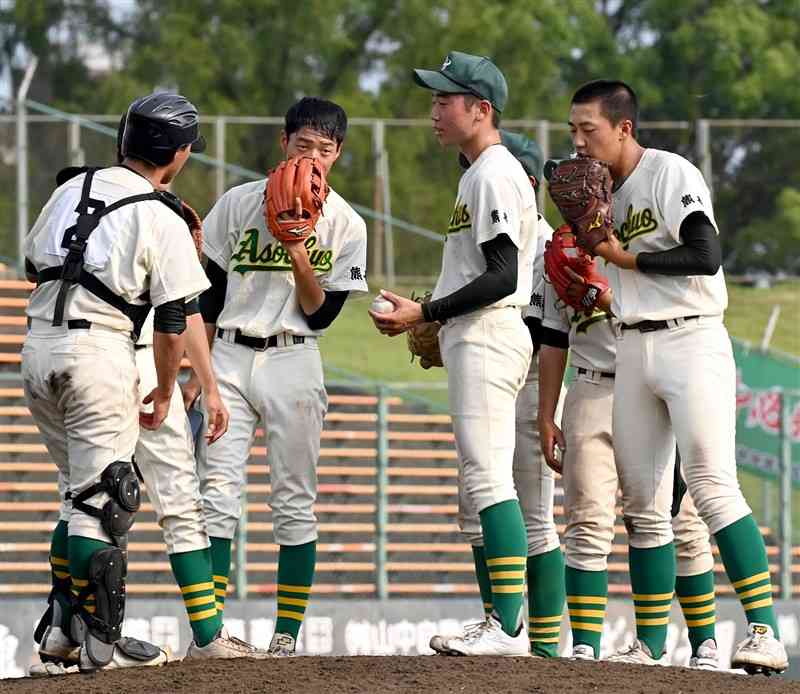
[28,661,79,677]
[267,632,297,657]
[29,622,80,677]
[688,639,719,670]
[571,644,596,661]
[430,619,490,654]
[186,626,269,659]
[731,623,788,675]
[432,615,529,657]
[606,639,664,665]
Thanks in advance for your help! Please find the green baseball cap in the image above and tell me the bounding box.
[500,130,543,183]
[413,51,508,113]
[458,129,543,189]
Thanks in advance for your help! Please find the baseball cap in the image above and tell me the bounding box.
[413,51,508,113]
[458,129,543,188]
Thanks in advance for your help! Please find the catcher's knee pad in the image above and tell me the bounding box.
[71,545,127,667]
[70,461,141,548]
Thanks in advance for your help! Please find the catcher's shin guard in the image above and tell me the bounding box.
[71,546,127,668]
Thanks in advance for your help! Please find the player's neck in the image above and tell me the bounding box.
[459,129,502,166]
[121,157,170,190]
[610,141,646,184]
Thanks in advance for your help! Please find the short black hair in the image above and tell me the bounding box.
[285,97,348,147]
[572,80,639,133]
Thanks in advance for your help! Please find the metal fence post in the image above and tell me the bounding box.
[779,390,793,600]
[235,491,248,600]
[215,117,226,200]
[16,58,38,273]
[695,118,712,196]
[381,145,395,287]
[371,121,386,283]
[375,384,389,599]
[68,117,85,166]
[536,120,550,214]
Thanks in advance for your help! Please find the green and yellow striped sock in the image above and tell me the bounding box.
[49,520,73,631]
[565,566,608,658]
[209,537,232,616]
[68,535,109,620]
[675,571,716,654]
[715,515,779,635]
[170,548,221,647]
[480,500,527,636]
[527,548,565,657]
[471,545,494,617]
[274,541,316,640]
[629,543,675,659]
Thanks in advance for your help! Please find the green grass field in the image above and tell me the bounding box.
[725,280,800,358]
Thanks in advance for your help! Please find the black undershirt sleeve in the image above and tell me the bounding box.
[199,258,228,324]
[154,298,187,334]
[636,212,721,276]
[304,290,349,330]
[422,234,518,323]
[539,325,570,350]
[24,258,38,283]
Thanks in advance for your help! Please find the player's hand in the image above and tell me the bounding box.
[278,197,310,256]
[369,290,424,337]
[203,386,229,444]
[180,373,202,411]
[593,229,636,270]
[563,266,588,300]
[539,417,566,475]
[140,388,172,431]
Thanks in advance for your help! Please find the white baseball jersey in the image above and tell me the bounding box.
[541,274,617,373]
[25,167,209,331]
[203,179,368,337]
[522,215,554,322]
[608,148,727,324]
[433,144,537,308]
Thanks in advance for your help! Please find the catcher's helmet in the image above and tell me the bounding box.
[120,92,206,166]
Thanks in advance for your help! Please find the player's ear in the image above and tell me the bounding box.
[279,130,289,156]
[475,99,492,124]
[619,119,634,140]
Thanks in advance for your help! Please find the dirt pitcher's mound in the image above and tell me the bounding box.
[0,656,798,694]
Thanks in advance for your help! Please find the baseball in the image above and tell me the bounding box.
[370,294,394,314]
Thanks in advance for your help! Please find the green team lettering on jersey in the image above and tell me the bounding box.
[230,228,334,275]
[617,204,658,248]
[448,200,471,234]
[572,310,610,334]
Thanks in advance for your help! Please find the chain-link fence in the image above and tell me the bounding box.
[2,105,799,281]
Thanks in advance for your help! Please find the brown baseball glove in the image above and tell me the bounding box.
[547,155,614,254]
[544,225,610,316]
[264,156,329,242]
[407,292,443,369]
[180,200,203,259]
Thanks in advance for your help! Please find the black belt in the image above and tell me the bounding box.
[621,316,699,332]
[577,367,615,379]
[217,328,305,351]
[67,319,92,330]
[134,344,149,351]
